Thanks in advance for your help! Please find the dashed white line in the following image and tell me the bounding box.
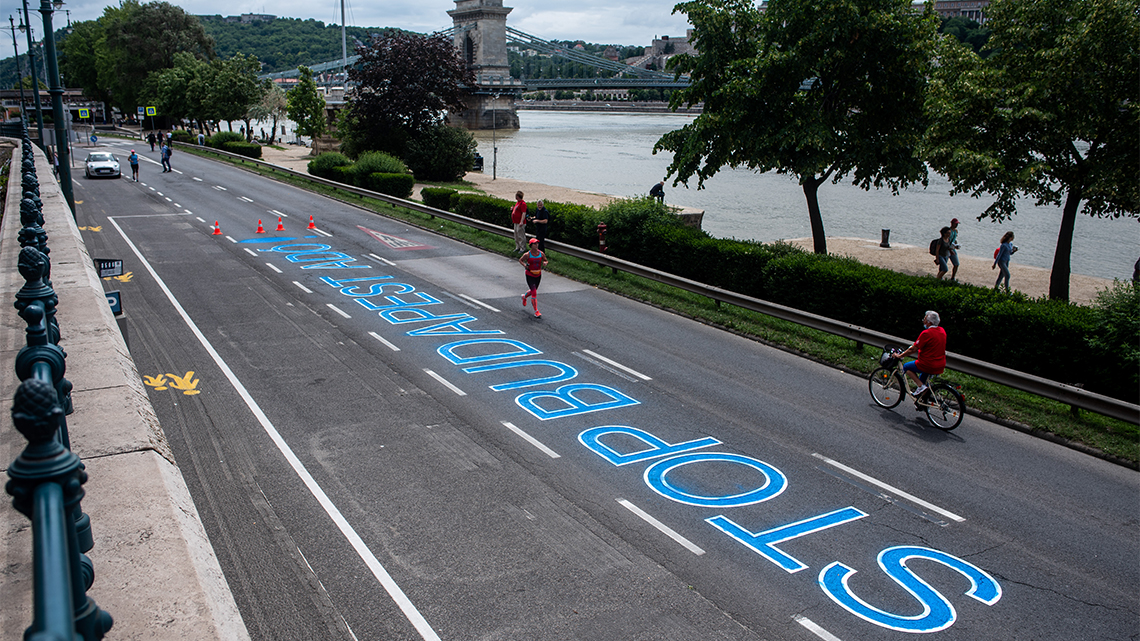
[794,615,844,641]
[311,228,333,237]
[368,253,396,266]
[617,499,705,555]
[196,217,206,223]
[183,210,193,215]
[501,422,560,458]
[226,236,237,243]
[459,294,500,312]
[266,263,282,273]
[423,369,466,396]
[270,209,287,217]
[238,196,254,203]
[368,331,400,351]
[213,185,227,191]
[293,281,313,294]
[326,304,351,319]
[192,177,203,182]
[582,349,652,380]
[243,248,258,256]
[812,453,965,522]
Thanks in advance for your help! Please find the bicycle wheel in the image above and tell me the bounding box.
[868,368,904,409]
[925,383,965,430]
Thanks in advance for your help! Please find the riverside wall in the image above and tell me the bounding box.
[0,138,250,640]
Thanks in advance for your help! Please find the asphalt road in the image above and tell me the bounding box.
[69,142,1138,641]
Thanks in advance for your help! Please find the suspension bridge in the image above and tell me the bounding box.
[260,0,690,129]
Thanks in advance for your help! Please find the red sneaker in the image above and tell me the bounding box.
[534,311,542,318]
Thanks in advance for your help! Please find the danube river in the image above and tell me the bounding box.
[471,111,1137,281]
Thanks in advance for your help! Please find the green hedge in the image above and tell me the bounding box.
[222,141,262,159]
[208,131,245,148]
[421,187,456,211]
[170,129,194,143]
[308,152,352,180]
[363,172,414,198]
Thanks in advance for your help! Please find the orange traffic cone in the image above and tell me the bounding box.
[256,219,265,233]
[211,221,222,235]
[307,215,316,229]
[275,217,285,231]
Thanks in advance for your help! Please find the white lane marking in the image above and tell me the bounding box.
[794,615,844,641]
[238,196,254,203]
[327,304,351,319]
[369,331,400,351]
[156,192,164,196]
[501,422,560,458]
[423,369,466,396]
[213,185,226,191]
[311,228,333,237]
[459,294,500,312]
[192,177,203,182]
[367,253,396,266]
[581,349,652,380]
[107,217,442,641]
[266,263,282,274]
[443,293,480,310]
[270,209,287,217]
[243,248,258,257]
[812,453,965,523]
[164,197,172,202]
[172,169,183,174]
[196,217,206,223]
[617,499,705,555]
[226,236,237,243]
[293,281,313,294]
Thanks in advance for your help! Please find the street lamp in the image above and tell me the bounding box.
[17,4,45,148]
[37,0,75,214]
[8,16,28,122]
[491,91,499,181]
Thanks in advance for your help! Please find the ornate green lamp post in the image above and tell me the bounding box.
[36,0,74,214]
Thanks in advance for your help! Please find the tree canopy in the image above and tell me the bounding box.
[655,0,939,254]
[286,66,327,140]
[924,0,1139,300]
[338,30,474,157]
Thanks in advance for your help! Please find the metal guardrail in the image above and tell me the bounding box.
[191,143,1140,426]
[6,126,113,640]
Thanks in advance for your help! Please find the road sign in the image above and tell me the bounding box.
[137,106,144,115]
[145,106,157,116]
[106,290,121,315]
[94,258,123,278]
[78,108,89,119]
[90,135,98,143]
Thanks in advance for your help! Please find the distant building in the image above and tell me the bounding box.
[933,0,989,24]
[223,13,275,24]
[603,46,620,61]
[627,30,696,72]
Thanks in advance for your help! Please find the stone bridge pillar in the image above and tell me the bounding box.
[448,0,522,130]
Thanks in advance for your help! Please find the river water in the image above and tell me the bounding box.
[470,111,1137,281]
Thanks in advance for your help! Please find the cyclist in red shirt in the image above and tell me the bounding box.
[896,310,946,398]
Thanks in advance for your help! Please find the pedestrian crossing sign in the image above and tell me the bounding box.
[145,106,157,116]
[78,108,89,119]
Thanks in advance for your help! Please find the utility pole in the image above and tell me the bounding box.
[8,16,28,122]
[38,0,74,215]
[19,0,45,149]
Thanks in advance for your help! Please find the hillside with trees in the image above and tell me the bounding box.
[197,16,389,74]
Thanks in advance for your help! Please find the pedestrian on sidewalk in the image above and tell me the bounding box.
[934,226,952,279]
[520,238,549,318]
[511,191,528,253]
[947,218,961,280]
[530,200,550,252]
[160,141,172,173]
[993,231,1017,292]
[128,149,139,181]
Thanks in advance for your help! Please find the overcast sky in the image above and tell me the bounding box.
[6,1,693,61]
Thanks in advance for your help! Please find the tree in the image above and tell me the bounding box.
[186,54,264,133]
[924,0,1139,301]
[403,124,478,182]
[654,0,939,255]
[286,66,327,141]
[249,82,289,144]
[338,30,473,157]
[97,0,214,112]
[59,20,112,107]
[140,51,203,125]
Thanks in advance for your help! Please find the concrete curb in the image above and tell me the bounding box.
[0,139,250,640]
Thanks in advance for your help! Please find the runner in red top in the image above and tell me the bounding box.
[896,310,946,398]
[519,238,549,318]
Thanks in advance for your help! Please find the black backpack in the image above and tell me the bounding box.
[929,238,940,256]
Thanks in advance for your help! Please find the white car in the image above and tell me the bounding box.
[84,152,121,179]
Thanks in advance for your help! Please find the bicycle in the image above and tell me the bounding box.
[868,346,965,430]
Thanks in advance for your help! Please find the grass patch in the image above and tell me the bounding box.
[196,147,1139,467]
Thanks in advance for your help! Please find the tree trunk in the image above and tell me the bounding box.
[1048,185,1082,301]
[802,175,828,254]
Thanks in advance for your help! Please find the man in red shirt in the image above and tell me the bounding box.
[510,191,528,253]
[896,310,946,398]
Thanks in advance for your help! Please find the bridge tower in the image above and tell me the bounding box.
[448,0,523,130]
